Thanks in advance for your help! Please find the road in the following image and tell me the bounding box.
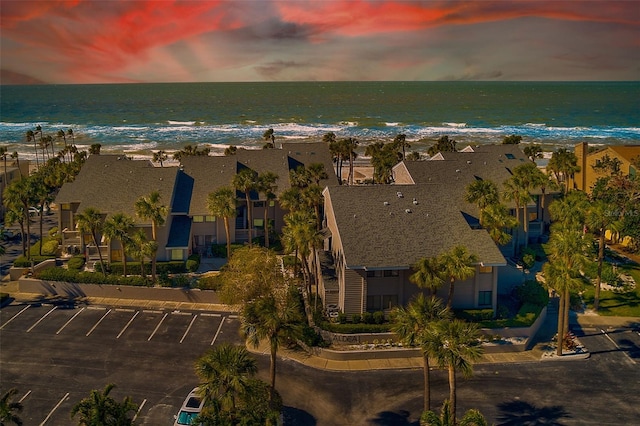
[1,300,639,425]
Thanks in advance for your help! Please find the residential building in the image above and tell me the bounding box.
[574,142,640,193]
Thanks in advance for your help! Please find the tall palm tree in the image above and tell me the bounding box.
[151,150,167,167]
[523,144,543,164]
[102,213,135,276]
[30,174,52,256]
[307,162,328,186]
[343,137,359,185]
[10,152,22,178]
[0,147,8,189]
[393,133,410,161]
[391,295,452,412]
[282,210,318,290]
[262,128,275,148]
[0,388,23,426]
[194,343,258,420]
[232,168,259,247]
[75,207,107,275]
[3,177,36,258]
[464,180,499,225]
[547,148,580,194]
[410,257,444,296]
[429,320,483,425]
[438,246,478,308]
[207,187,237,259]
[256,172,278,248]
[544,228,589,355]
[26,129,38,168]
[502,178,529,250]
[548,190,590,233]
[70,383,137,426]
[241,291,303,404]
[134,191,167,281]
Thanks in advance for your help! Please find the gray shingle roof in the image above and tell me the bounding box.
[181,142,338,215]
[325,184,505,270]
[55,155,179,225]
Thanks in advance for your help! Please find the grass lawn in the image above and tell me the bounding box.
[582,264,640,317]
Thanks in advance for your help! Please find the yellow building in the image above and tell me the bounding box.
[574,142,640,193]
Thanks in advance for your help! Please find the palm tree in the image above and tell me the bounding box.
[0,388,23,426]
[126,229,154,278]
[391,295,452,412]
[194,343,258,420]
[224,145,237,156]
[89,143,102,155]
[262,128,275,148]
[502,178,529,250]
[0,147,8,189]
[429,320,483,425]
[75,207,107,275]
[548,190,590,232]
[26,129,38,168]
[5,206,27,257]
[10,152,22,178]
[102,213,135,276]
[481,203,518,246]
[241,291,303,404]
[410,257,444,296]
[256,172,278,248]
[523,144,543,164]
[134,191,167,281]
[438,246,478,308]
[343,137,359,185]
[207,187,237,259]
[420,400,488,426]
[307,162,328,186]
[585,200,621,311]
[464,180,499,225]
[3,177,36,258]
[281,210,318,289]
[393,133,410,161]
[70,383,137,426]
[232,168,259,247]
[30,174,52,256]
[151,150,167,167]
[547,148,580,194]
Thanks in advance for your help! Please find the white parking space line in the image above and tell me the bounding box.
[228,314,239,319]
[26,306,57,333]
[86,309,112,336]
[56,307,85,335]
[39,392,69,426]
[601,329,637,364]
[143,310,163,314]
[210,317,225,345]
[201,313,221,317]
[0,305,31,330]
[19,390,31,403]
[133,399,146,422]
[180,315,198,344]
[172,310,192,316]
[115,308,136,313]
[117,311,140,339]
[148,313,168,341]
[86,306,107,310]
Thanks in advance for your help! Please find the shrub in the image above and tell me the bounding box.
[48,227,59,237]
[455,309,494,322]
[0,293,9,303]
[373,311,385,324]
[516,280,549,307]
[197,274,223,290]
[319,321,391,334]
[36,267,151,286]
[362,312,374,324]
[67,255,86,271]
[172,274,192,288]
[13,255,52,267]
[186,254,200,272]
[351,313,362,324]
[336,312,347,323]
[210,243,244,258]
[300,324,328,347]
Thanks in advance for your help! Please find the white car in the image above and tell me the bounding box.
[173,387,204,426]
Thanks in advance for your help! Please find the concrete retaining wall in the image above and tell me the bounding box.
[17,277,221,304]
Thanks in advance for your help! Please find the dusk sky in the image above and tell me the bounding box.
[1,0,638,84]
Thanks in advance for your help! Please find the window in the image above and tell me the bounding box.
[479,266,493,274]
[382,295,398,309]
[253,218,264,228]
[505,153,515,159]
[193,216,204,223]
[171,249,183,261]
[367,294,399,311]
[253,201,265,208]
[478,291,492,306]
[205,215,215,222]
[269,200,276,207]
[383,270,399,277]
[366,270,376,277]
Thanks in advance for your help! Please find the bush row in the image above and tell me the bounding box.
[108,261,187,275]
[320,321,391,334]
[36,268,151,287]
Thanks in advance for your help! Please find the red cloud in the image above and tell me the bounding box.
[275,0,639,37]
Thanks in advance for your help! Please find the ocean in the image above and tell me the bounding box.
[1,81,638,161]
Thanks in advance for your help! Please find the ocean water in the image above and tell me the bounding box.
[1,81,638,160]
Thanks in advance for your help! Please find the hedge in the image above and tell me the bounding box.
[108,261,186,275]
[14,255,54,267]
[319,321,391,334]
[36,268,151,287]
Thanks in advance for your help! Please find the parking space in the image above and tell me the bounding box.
[0,302,241,425]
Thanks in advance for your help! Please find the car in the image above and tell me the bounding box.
[28,207,41,217]
[173,387,205,426]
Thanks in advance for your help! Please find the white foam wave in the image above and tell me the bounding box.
[167,120,196,125]
[385,122,400,127]
[443,122,467,128]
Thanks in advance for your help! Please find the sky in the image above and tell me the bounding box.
[1,0,639,84]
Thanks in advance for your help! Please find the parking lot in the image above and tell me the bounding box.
[0,302,242,425]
